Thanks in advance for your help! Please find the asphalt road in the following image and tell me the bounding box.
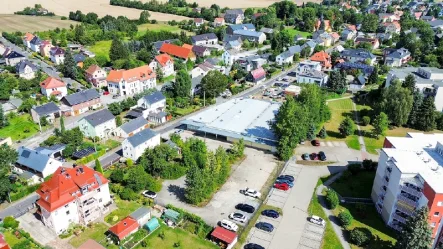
[0,193,38,219]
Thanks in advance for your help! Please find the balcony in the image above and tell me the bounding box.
[393,213,407,224]
[397,194,419,208]
[395,204,414,216]
[383,176,390,185]
[390,222,403,231]
[400,185,422,198]
[385,167,392,177]
[380,185,387,193]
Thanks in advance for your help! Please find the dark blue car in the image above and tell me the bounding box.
[255,222,274,232]
[261,209,279,218]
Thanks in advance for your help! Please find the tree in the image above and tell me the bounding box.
[62,49,78,79]
[395,206,432,249]
[3,216,19,229]
[338,210,353,227]
[350,228,372,246]
[367,65,379,85]
[60,115,66,133]
[306,123,316,140]
[184,164,205,204]
[362,116,370,126]
[326,189,339,209]
[378,81,413,126]
[110,168,125,183]
[408,90,424,128]
[200,70,228,99]
[372,112,389,139]
[83,57,98,70]
[300,46,311,58]
[172,69,192,98]
[416,97,436,132]
[18,98,37,113]
[403,74,416,93]
[94,159,104,174]
[109,37,129,61]
[339,117,355,137]
[319,126,327,139]
[108,103,122,115]
[361,14,378,32]
[327,70,347,93]
[0,105,8,128]
[139,10,150,24]
[156,66,164,82]
[115,116,122,126]
[143,143,179,178]
[125,165,150,192]
[230,139,245,158]
[40,117,49,127]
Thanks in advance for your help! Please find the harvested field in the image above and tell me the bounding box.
[0,0,191,21]
[0,14,77,32]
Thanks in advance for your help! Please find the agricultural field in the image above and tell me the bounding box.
[137,22,194,36]
[0,14,77,32]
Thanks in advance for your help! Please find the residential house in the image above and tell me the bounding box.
[78,109,116,139]
[194,18,204,27]
[237,55,267,72]
[226,40,242,51]
[301,40,318,56]
[60,89,102,116]
[310,51,332,69]
[40,77,68,99]
[15,146,63,179]
[191,61,225,78]
[74,53,86,68]
[384,47,411,67]
[252,13,266,20]
[122,128,160,161]
[4,51,25,66]
[85,65,107,88]
[340,49,376,65]
[108,217,139,241]
[354,37,380,49]
[81,50,96,58]
[341,28,357,41]
[106,65,156,97]
[31,102,61,124]
[414,11,423,20]
[77,240,105,249]
[276,50,295,66]
[421,15,435,22]
[159,43,195,61]
[1,98,22,114]
[213,17,225,27]
[22,32,35,48]
[149,54,174,77]
[330,32,340,43]
[222,49,241,65]
[50,47,65,65]
[30,36,42,52]
[224,9,245,24]
[0,234,10,249]
[315,18,332,32]
[296,60,322,74]
[36,166,111,235]
[223,34,243,47]
[226,24,255,35]
[191,33,218,46]
[233,30,266,44]
[335,62,374,76]
[0,43,7,56]
[39,40,53,57]
[152,39,179,53]
[428,20,443,30]
[246,68,266,84]
[260,27,274,38]
[192,46,211,57]
[136,91,167,121]
[15,60,37,79]
[379,13,401,23]
[296,69,328,86]
[67,44,82,51]
[130,207,151,227]
[114,116,149,138]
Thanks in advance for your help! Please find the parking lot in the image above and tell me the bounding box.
[295,143,378,162]
[156,131,279,226]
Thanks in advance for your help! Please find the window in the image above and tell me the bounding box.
[66,211,70,215]
[435,212,440,217]
[438,201,443,206]
[431,222,436,227]
[97,188,101,192]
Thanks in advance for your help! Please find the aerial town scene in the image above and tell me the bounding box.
[0,0,442,248]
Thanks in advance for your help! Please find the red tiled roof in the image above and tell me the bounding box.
[23,32,35,42]
[0,234,10,249]
[214,17,224,23]
[383,21,401,29]
[253,13,265,18]
[40,77,66,89]
[414,12,423,19]
[159,43,194,60]
[155,54,173,67]
[251,67,266,80]
[85,64,102,75]
[106,65,155,83]
[36,166,108,212]
[194,18,204,23]
[310,51,332,67]
[211,227,237,244]
[182,44,193,50]
[331,32,340,39]
[108,217,139,240]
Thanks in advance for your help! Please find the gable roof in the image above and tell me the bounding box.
[194,18,204,23]
[233,30,264,38]
[16,60,37,74]
[30,36,42,45]
[260,27,274,33]
[130,207,151,220]
[32,102,60,116]
[62,89,100,106]
[5,51,25,59]
[106,65,155,83]
[153,39,179,51]
[142,91,166,105]
[126,128,158,148]
[310,51,331,67]
[225,9,244,15]
[340,49,376,59]
[108,217,139,240]
[23,33,35,42]
[77,239,105,249]
[159,43,193,60]
[154,54,173,67]
[73,53,86,63]
[250,67,266,80]
[50,47,65,56]
[191,33,218,43]
[214,17,224,23]
[119,116,148,134]
[85,64,102,75]
[40,77,66,89]
[17,146,59,175]
[211,227,237,244]
[0,234,10,249]
[229,24,255,32]
[192,45,209,54]
[36,166,108,212]
[82,109,115,127]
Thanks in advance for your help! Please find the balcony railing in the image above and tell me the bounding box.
[397,194,419,208]
[400,185,422,198]
[395,204,414,216]
[383,176,390,186]
[393,213,408,224]
[390,222,403,231]
[385,167,392,177]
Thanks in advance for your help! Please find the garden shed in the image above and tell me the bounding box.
[144,217,160,232]
[161,209,181,225]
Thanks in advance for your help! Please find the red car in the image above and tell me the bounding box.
[310,153,318,160]
[312,140,320,146]
[274,182,290,191]
[103,91,110,95]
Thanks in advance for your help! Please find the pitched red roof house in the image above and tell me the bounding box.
[194,18,204,24]
[154,54,173,67]
[40,77,66,89]
[0,234,10,249]
[106,65,155,83]
[211,227,237,245]
[182,44,193,50]
[248,67,266,83]
[159,43,195,60]
[108,217,139,240]
[310,51,332,69]
[36,166,108,212]
[23,32,35,42]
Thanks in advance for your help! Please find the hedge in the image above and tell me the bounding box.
[75,149,106,165]
[165,204,213,239]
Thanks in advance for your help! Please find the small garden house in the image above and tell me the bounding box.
[144,217,160,232]
[161,209,181,225]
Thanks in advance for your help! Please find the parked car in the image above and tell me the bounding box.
[273,182,290,191]
[319,151,327,161]
[312,140,320,146]
[275,179,294,188]
[261,209,279,218]
[302,153,310,160]
[241,188,261,198]
[310,153,318,160]
[244,243,265,249]
[255,222,274,232]
[174,129,184,134]
[112,95,119,99]
[309,215,326,227]
[277,175,295,182]
[220,219,239,232]
[103,91,110,95]
[142,190,157,199]
[228,212,247,223]
[236,203,255,213]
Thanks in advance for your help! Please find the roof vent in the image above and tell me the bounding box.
[123,222,127,226]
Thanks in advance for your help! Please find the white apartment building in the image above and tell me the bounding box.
[222,49,242,66]
[106,65,156,97]
[36,166,111,235]
[149,54,174,77]
[295,60,328,86]
[122,128,160,161]
[372,133,443,248]
[136,91,167,119]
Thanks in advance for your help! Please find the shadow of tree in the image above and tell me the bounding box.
[167,184,186,202]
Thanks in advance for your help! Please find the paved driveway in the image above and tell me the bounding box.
[295,144,379,162]
[17,212,58,245]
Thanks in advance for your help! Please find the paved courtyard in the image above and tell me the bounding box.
[17,212,58,245]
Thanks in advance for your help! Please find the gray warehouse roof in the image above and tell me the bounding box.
[82,109,115,127]
[119,116,148,134]
[126,128,158,148]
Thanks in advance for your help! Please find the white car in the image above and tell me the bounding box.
[142,190,157,199]
[309,215,326,227]
[242,188,261,198]
[220,219,239,232]
[228,212,247,223]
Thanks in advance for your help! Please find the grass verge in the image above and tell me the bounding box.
[329,171,375,198]
[69,223,109,248]
[104,198,141,225]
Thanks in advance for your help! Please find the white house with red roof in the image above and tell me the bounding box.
[149,54,174,77]
[383,21,401,34]
[194,18,204,27]
[22,32,35,48]
[50,47,65,65]
[246,67,266,84]
[36,166,111,235]
[85,64,108,88]
[40,77,68,99]
[106,65,156,97]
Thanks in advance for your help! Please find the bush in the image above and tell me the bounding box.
[61,16,67,20]
[348,164,362,175]
[126,158,133,167]
[3,216,19,229]
[119,188,138,200]
[325,189,339,209]
[338,210,353,227]
[362,159,378,171]
[160,164,187,179]
[350,227,372,246]
[362,116,370,126]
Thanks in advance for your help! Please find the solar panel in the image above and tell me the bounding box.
[21,150,31,158]
[72,147,95,159]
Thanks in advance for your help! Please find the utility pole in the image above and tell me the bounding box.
[204,91,206,107]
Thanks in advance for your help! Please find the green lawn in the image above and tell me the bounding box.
[4,230,26,247]
[69,223,109,248]
[0,114,41,141]
[137,23,193,36]
[330,171,375,198]
[283,28,312,39]
[172,105,201,116]
[89,40,112,60]
[105,199,141,225]
[135,224,218,249]
[308,177,344,249]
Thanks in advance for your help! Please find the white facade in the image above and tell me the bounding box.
[122,133,161,161]
[79,118,116,139]
[41,86,68,99]
[50,53,65,65]
[137,96,166,118]
[222,50,241,66]
[276,54,293,66]
[149,59,174,77]
[30,43,40,52]
[296,60,322,74]
[18,65,36,80]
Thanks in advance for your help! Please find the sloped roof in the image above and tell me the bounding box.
[229,23,255,31]
[16,60,37,74]
[40,77,66,89]
[225,9,244,15]
[233,30,264,38]
[192,45,209,54]
[214,17,224,23]
[191,33,218,43]
[5,51,25,59]
[211,227,237,244]
[142,91,166,105]
[126,128,158,148]
[30,36,41,45]
[82,109,115,127]
[310,51,331,67]
[340,49,376,59]
[62,89,100,106]
[73,53,86,63]
[23,32,35,42]
[130,207,151,220]
[85,64,102,75]
[159,43,193,60]
[77,239,105,249]
[50,47,65,56]
[109,217,139,240]
[250,67,266,80]
[107,65,155,83]
[155,54,173,67]
[194,18,204,23]
[17,147,58,175]
[32,102,60,116]
[119,116,148,134]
